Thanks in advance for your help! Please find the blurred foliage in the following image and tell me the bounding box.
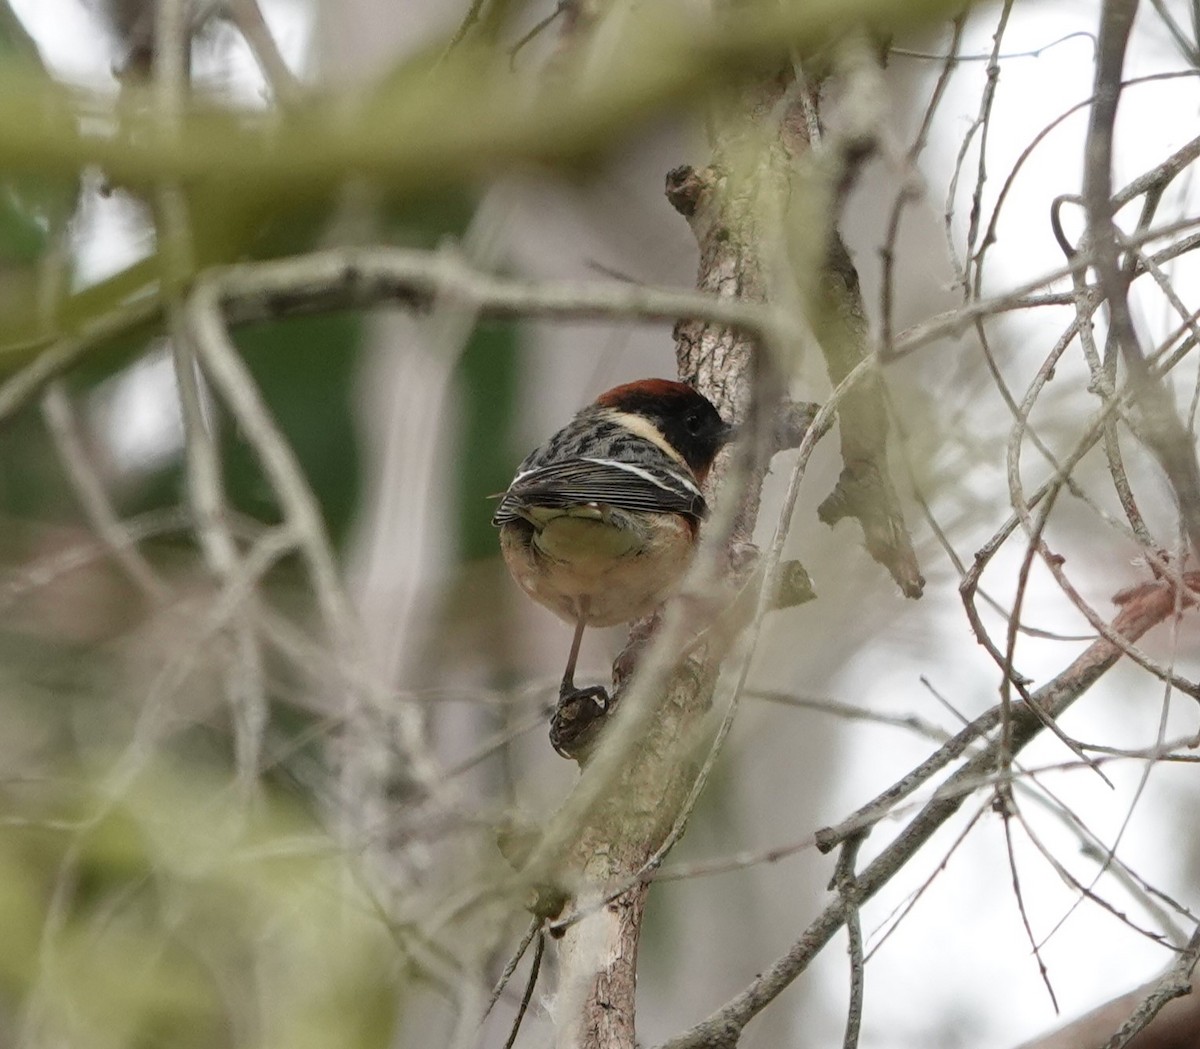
[0,0,985,1044]
[99,310,373,548]
[458,321,520,560]
[0,0,965,199]
[0,0,964,371]
[0,7,70,339]
[0,762,399,1049]
[0,6,78,270]
[0,4,80,520]
[0,409,76,517]
[230,314,365,545]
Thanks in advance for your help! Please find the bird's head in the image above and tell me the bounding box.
[595,379,733,481]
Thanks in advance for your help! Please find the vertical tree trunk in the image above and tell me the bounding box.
[548,31,921,1042]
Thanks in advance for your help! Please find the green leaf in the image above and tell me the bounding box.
[457,320,519,561]
[224,312,365,548]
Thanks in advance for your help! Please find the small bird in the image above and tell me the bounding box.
[493,379,732,717]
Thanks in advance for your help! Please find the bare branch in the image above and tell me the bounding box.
[40,381,168,601]
[1014,929,1200,1049]
[224,0,303,104]
[660,576,1198,1049]
[1083,0,1200,562]
[186,281,448,814]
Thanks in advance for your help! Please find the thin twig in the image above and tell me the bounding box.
[748,689,951,744]
[39,381,169,601]
[225,0,303,104]
[441,0,489,58]
[186,282,447,810]
[835,837,866,1049]
[502,930,544,1049]
[999,794,1060,1012]
[1101,926,1200,1049]
[659,576,1197,1048]
[1083,0,1200,562]
[508,1,570,68]
[482,917,542,1023]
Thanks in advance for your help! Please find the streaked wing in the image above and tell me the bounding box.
[492,457,706,526]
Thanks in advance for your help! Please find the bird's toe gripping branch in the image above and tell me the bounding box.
[550,685,611,758]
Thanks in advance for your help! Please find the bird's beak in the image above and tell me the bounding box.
[718,420,736,445]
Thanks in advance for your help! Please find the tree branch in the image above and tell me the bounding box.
[1015,929,1200,1049]
[659,575,1199,1049]
[0,0,967,196]
[545,61,812,1049]
[545,39,923,1043]
[1083,0,1200,562]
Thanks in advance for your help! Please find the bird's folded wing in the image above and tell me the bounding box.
[492,457,706,526]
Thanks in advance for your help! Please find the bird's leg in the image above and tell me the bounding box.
[558,614,609,708]
[559,616,587,696]
[550,607,611,759]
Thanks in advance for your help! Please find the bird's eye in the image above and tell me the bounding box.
[684,411,703,434]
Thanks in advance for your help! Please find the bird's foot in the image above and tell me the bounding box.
[550,685,611,760]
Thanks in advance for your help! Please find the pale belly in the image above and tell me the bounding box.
[499,510,694,627]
